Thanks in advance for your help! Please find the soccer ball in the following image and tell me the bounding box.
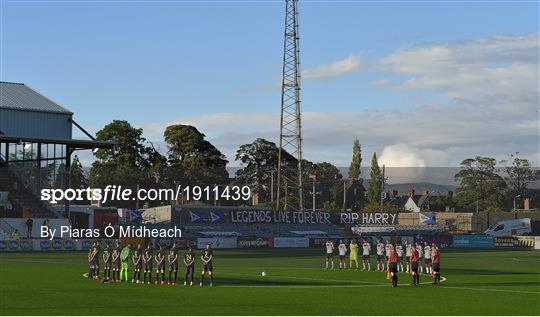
[261,271,267,277]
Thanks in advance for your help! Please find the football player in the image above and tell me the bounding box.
[362,239,371,271]
[395,241,404,272]
[168,243,178,285]
[184,247,195,286]
[200,248,214,287]
[349,239,360,270]
[338,240,347,270]
[325,239,334,269]
[143,245,153,284]
[376,239,385,271]
[132,244,143,283]
[102,243,112,281]
[155,246,166,284]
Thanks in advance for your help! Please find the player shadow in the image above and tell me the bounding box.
[447,281,540,287]
[216,276,345,287]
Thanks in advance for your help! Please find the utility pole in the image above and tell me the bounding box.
[343,179,347,211]
[309,174,316,211]
[380,164,385,212]
[270,170,274,203]
[276,0,304,212]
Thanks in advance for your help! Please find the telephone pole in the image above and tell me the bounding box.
[276,0,304,211]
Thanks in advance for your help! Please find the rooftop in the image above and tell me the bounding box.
[0,81,73,115]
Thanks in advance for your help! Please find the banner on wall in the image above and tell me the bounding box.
[452,235,493,248]
[415,235,454,248]
[419,212,437,225]
[230,210,332,224]
[197,237,237,249]
[237,237,273,248]
[338,212,398,225]
[273,237,309,248]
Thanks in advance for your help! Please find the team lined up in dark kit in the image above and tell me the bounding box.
[87,241,215,286]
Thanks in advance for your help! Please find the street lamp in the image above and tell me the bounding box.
[513,195,521,212]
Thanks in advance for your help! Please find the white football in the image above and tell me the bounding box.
[261,271,267,277]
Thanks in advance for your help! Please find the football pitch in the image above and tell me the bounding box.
[0,249,539,315]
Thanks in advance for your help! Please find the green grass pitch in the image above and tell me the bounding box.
[1,249,539,315]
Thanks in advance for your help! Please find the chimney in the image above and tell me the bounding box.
[422,190,429,196]
[524,198,530,210]
[408,188,415,197]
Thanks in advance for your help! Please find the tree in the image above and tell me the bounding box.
[348,139,362,180]
[235,138,296,204]
[305,161,343,210]
[367,152,382,205]
[501,152,540,199]
[164,124,229,189]
[69,155,88,190]
[454,156,508,211]
[88,120,165,207]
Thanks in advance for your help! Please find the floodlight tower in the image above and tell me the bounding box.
[276,0,303,211]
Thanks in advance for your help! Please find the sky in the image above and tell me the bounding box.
[1,0,539,172]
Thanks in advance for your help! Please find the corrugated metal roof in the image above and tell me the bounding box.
[0,82,73,115]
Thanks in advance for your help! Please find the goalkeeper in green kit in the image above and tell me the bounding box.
[120,243,131,282]
[349,239,360,270]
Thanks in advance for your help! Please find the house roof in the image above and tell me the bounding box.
[411,194,429,207]
[0,82,73,115]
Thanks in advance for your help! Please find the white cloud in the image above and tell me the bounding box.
[131,34,539,169]
[303,55,361,80]
[375,34,539,103]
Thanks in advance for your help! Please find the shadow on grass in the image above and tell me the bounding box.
[445,268,536,275]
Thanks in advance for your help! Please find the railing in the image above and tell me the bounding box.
[0,218,17,238]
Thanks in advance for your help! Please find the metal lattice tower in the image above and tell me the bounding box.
[276,0,303,211]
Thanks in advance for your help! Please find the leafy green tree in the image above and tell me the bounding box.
[501,152,540,199]
[454,156,508,211]
[164,124,229,189]
[348,139,362,180]
[235,138,295,203]
[88,120,165,207]
[367,152,382,204]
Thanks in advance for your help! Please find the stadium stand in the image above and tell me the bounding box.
[0,166,61,218]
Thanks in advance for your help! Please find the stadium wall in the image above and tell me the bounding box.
[1,235,539,252]
[398,211,540,233]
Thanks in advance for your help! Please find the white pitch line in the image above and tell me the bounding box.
[511,257,540,263]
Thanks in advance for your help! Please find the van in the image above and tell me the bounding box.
[484,218,531,237]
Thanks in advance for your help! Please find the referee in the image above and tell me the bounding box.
[410,245,420,286]
[432,246,441,285]
[388,247,399,287]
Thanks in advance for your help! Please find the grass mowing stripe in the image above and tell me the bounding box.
[438,285,540,295]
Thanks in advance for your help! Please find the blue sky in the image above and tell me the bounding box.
[1,0,539,169]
